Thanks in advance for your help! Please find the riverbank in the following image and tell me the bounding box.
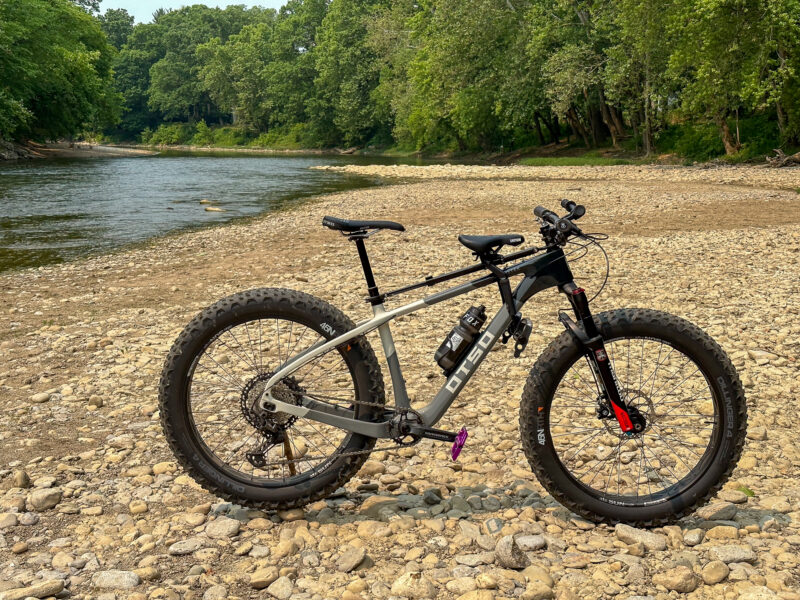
[0,140,158,160]
[0,165,799,599]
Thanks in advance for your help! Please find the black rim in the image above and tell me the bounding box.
[183,313,363,487]
[547,336,721,506]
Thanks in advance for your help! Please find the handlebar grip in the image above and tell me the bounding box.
[534,206,559,224]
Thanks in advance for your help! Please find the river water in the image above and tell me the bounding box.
[0,152,430,273]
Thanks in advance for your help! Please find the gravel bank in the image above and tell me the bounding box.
[0,165,799,600]
[312,163,800,190]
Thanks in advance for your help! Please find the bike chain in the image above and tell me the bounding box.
[252,395,421,467]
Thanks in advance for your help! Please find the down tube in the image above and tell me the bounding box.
[418,303,514,426]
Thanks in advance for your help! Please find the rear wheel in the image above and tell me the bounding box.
[520,308,747,525]
[159,288,385,509]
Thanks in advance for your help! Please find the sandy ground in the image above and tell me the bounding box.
[0,165,799,600]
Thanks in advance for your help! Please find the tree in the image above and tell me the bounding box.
[0,0,119,140]
[99,8,135,49]
[668,0,764,154]
[312,0,390,146]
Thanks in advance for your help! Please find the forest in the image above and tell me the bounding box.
[2,0,800,160]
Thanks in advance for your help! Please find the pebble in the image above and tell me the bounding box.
[495,534,530,569]
[390,572,437,599]
[701,560,730,584]
[92,570,142,589]
[205,515,240,538]
[614,523,667,551]
[652,565,697,592]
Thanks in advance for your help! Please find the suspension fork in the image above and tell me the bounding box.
[559,283,638,434]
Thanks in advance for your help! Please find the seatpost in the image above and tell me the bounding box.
[352,235,382,305]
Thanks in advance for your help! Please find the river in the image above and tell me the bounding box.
[0,152,434,273]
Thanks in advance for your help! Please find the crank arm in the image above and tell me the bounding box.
[259,394,393,439]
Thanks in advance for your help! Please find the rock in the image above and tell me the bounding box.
[0,579,64,600]
[390,572,437,599]
[11,469,30,488]
[683,528,705,546]
[276,508,304,521]
[696,501,737,521]
[495,535,530,569]
[456,591,496,600]
[129,500,148,514]
[203,585,228,600]
[746,426,767,440]
[336,546,367,572]
[759,496,791,513]
[706,525,739,540]
[358,495,398,518]
[737,587,778,600]
[167,537,206,555]
[359,460,386,476]
[10,542,28,554]
[30,392,51,403]
[28,487,62,511]
[92,570,142,589]
[652,565,697,593]
[446,577,477,595]
[718,489,748,504]
[205,516,240,538]
[701,560,730,584]
[250,567,279,589]
[709,545,757,564]
[266,575,294,600]
[516,535,546,551]
[614,524,667,551]
[522,564,553,587]
[0,513,18,528]
[521,582,555,600]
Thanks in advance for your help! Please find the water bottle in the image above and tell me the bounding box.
[435,305,487,374]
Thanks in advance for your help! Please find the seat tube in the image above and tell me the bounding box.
[372,303,411,409]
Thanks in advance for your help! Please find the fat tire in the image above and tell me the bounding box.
[159,287,385,510]
[520,308,747,526]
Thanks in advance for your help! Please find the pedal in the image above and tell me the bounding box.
[450,427,468,461]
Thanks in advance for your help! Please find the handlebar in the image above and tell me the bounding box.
[534,200,586,244]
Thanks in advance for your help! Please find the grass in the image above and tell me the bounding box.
[737,485,756,497]
[519,156,635,166]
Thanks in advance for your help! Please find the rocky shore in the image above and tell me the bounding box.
[0,165,799,600]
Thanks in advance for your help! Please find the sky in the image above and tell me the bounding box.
[101,1,285,23]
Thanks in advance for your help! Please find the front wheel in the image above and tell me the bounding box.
[520,308,747,525]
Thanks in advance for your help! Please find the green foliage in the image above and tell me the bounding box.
[656,123,726,162]
[10,0,789,160]
[99,8,135,49]
[191,121,214,146]
[144,122,196,145]
[0,0,120,140]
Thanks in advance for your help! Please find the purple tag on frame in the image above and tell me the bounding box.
[450,427,468,461]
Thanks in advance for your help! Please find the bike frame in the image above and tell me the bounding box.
[258,242,590,440]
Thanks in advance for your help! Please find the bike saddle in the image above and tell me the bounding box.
[458,233,524,254]
[322,216,405,232]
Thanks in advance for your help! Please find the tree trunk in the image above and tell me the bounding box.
[610,105,626,137]
[643,96,653,156]
[566,107,590,148]
[598,89,622,146]
[776,101,786,136]
[538,112,559,144]
[532,113,544,145]
[715,113,740,155]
